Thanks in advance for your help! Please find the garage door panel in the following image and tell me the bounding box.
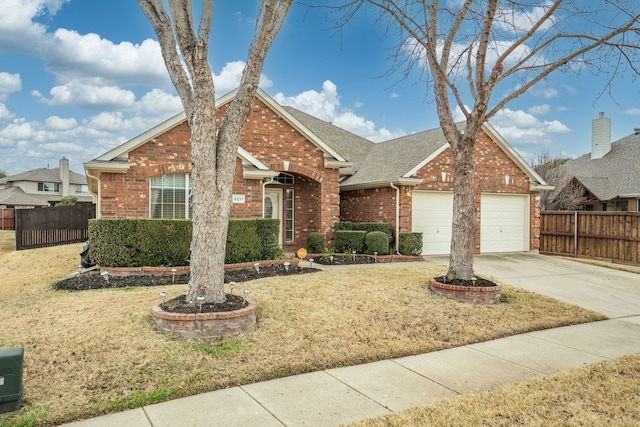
[412,191,453,255]
[481,194,528,253]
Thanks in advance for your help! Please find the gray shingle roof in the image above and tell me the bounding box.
[0,187,50,207]
[564,132,640,200]
[2,168,88,185]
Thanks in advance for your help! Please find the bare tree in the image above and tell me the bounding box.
[338,0,640,280]
[532,149,584,210]
[138,0,292,303]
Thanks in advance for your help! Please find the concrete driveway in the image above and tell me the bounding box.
[426,252,640,319]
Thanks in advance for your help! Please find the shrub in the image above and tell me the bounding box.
[255,218,282,260]
[398,232,423,256]
[333,221,353,232]
[225,220,262,264]
[89,219,192,267]
[335,230,366,253]
[306,232,325,253]
[364,231,389,255]
[334,221,393,243]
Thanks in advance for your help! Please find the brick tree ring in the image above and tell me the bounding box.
[429,277,502,304]
[152,299,257,339]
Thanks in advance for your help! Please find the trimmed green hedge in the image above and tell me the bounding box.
[335,230,367,253]
[306,232,325,253]
[398,232,423,256]
[334,221,394,243]
[89,219,192,267]
[89,218,282,267]
[364,231,390,255]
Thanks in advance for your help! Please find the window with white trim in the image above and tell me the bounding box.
[150,174,192,219]
[285,189,294,242]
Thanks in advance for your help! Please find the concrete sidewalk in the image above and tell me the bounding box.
[62,253,640,427]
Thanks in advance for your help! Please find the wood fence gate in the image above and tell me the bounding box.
[15,204,96,250]
[1,208,14,230]
[540,211,640,264]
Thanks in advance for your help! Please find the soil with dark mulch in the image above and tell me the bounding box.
[433,275,498,287]
[313,254,376,265]
[53,263,319,292]
[161,293,248,314]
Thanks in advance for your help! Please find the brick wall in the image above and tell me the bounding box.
[340,128,541,251]
[99,97,341,249]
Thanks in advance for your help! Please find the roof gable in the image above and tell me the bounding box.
[564,132,640,200]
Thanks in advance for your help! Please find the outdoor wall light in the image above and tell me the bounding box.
[404,187,412,197]
[100,271,109,284]
[171,268,177,284]
[283,262,290,272]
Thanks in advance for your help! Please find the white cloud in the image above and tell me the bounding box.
[625,108,640,116]
[491,107,570,145]
[0,103,12,121]
[43,81,136,110]
[528,104,551,115]
[494,1,556,33]
[45,116,77,130]
[0,72,21,100]
[213,61,273,95]
[0,119,35,140]
[274,80,406,142]
[0,0,67,51]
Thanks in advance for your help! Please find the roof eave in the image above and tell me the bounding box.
[340,177,423,192]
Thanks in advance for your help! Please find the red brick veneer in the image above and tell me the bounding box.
[152,300,256,339]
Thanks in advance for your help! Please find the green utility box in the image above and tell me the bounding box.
[0,347,24,414]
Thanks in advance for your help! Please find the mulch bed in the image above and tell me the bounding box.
[432,275,498,287]
[313,254,376,265]
[160,293,248,314]
[53,263,319,292]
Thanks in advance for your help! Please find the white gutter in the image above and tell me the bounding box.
[389,182,401,255]
[84,169,101,219]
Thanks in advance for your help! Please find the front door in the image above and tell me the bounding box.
[264,189,283,244]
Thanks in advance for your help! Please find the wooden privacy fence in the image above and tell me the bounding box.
[540,211,640,264]
[16,204,96,250]
[1,208,14,230]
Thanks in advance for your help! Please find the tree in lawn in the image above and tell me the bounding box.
[138,0,292,303]
[340,0,640,280]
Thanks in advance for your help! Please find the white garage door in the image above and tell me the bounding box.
[412,191,453,255]
[480,194,529,253]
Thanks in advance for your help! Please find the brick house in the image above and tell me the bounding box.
[84,88,549,254]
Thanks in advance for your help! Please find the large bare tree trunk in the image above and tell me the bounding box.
[139,0,292,303]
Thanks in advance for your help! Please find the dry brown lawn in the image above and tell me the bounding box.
[346,353,640,427]
[0,234,607,427]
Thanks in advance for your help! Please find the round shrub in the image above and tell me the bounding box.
[306,232,325,253]
[365,231,390,255]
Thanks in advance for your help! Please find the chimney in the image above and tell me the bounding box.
[591,112,611,159]
[59,157,70,197]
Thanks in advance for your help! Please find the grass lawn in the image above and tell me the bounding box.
[0,234,609,427]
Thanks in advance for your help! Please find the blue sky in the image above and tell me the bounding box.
[0,0,639,176]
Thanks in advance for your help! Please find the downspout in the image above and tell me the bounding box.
[262,178,273,218]
[389,182,401,255]
[85,170,101,219]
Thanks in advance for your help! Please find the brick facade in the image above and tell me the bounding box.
[98,97,341,250]
[340,128,541,251]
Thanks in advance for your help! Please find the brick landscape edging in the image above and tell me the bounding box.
[152,299,257,339]
[429,277,502,304]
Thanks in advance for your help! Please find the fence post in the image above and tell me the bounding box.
[573,211,578,258]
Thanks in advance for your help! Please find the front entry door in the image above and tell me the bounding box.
[264,189,283,244]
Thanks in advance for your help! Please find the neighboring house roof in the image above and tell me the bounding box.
[564,132,640,200]
[2,167,87,185]
[0,187,50,207]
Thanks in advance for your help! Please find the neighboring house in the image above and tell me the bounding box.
[84,88,549,255]
[560,113,640,212]
[0,158,93,209]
